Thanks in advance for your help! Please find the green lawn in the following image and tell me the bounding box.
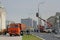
[22,34,43,40]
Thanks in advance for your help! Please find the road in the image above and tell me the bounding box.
[0,34,22,40]
[31,32,60,40]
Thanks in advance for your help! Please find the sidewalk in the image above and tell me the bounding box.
[0,35,22,40]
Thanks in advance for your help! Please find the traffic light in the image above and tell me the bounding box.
[36,12,39,17]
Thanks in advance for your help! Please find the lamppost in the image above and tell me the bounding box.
[36,1,45,32]
[37,2,45,26]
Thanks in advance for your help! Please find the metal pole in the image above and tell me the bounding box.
[38,2,42,27]
[37,1,45,32]
[37,1,45,26]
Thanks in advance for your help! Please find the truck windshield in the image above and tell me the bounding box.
[15,25,18,28]
[8,25,18,28]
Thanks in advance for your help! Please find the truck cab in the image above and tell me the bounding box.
[8,23,26,36]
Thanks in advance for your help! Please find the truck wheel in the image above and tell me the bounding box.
[10,34,12,36]
[17,34,20,36]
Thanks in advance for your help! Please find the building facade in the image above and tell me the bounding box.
[55,12,60,33]
[0,3,6,31]
[21,18,37,31]
[47,12,60,33]
[47,16,56,27]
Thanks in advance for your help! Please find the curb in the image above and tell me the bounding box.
[32,34,45,40]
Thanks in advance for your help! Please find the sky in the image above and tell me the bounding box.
[0,0,60,23]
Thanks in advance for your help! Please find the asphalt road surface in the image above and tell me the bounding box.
[31,32,60,40]
[0,34,22,40]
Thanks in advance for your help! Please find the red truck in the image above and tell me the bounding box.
[38,18,52,33]
[38,25,44,32]
[36,13,52,32]
[8,23,26,36]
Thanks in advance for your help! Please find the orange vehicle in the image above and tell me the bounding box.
[8,23,26,36]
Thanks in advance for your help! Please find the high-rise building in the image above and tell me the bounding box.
[0,3,6,31]
[21,18,37,31]
[47,12,60,33]
[56,12,60,33]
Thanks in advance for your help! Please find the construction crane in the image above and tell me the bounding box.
[38,17,52,27]
[36,13,52,32]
